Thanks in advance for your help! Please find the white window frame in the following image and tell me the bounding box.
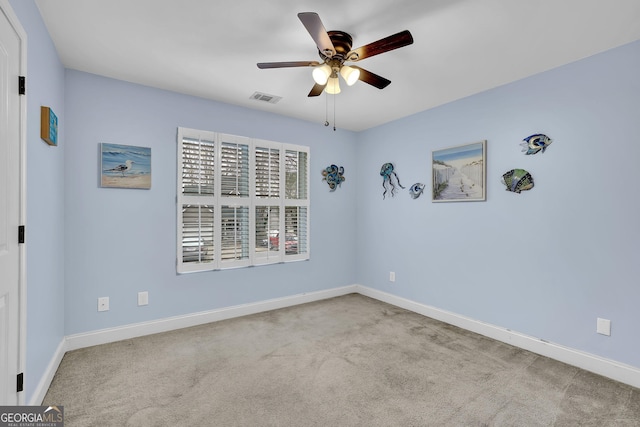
[177,127,310,273]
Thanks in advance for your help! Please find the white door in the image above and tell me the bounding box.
[0,1,24,405]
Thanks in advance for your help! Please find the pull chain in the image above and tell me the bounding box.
[323,92,337,131]
[333,93,336,131]
[324,92,329,127]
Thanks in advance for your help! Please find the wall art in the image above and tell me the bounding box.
[380,162,405,199]
[520,133,552,155]
[501,169,534,193]
[322,164,345,191]
[40,106,58,146]
[409,183,425,199]
[100,143,151,189]
[432,140,486,202]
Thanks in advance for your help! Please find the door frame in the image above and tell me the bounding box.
[0,0,27,405]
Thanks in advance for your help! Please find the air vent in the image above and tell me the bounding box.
[250,92,282,104]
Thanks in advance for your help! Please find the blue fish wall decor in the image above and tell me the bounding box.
[409,183,425,199]
[520,134,552,155]
[501,169,534,194]
[322,164,345,191]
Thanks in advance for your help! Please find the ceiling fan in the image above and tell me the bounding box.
[257,12,414,96]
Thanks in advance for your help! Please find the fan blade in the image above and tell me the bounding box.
[347,30,413,61]
[298,12,336,57]
[257,61,320,69]
[351,66,391,89]
[308,83,326,97]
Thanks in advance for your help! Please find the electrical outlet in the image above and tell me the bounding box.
[138,291,149,306]
[98,297,109,312]
[389,271,396,282]
[597,318,611,336]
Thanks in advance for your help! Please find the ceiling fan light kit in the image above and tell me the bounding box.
[340,65,360,86]
[257,12,414,97]
[326,77,341,95]
[312,64,332,85]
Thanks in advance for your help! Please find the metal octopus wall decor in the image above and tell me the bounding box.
[322,164,345,191]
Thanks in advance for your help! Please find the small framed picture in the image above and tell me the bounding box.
[100,143,151,189]
[432,140,486,202]
[40,106,58,146]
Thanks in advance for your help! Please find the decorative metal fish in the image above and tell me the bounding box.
[520,134,552,155]
[322,164,345,191]
[409,183,425,199]
[501,169,534,193]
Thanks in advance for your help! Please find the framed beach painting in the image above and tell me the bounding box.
[100,143,151,189]
[432,140,486,202]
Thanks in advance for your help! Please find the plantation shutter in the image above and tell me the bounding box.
[220,140,250,197]
[181,205,214,263]
[218,135,251,268]
[177,129,217,273]
[181,136,215,195]
[285,149,308,200]
[177,128,309,272]
[283,147,309,260]
[254,206,280,264]
[255,146,280,198]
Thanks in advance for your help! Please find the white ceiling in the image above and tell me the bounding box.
[35,0,640,132]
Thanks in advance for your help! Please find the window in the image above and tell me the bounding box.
[177,128,309,273]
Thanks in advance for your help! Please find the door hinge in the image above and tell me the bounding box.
[18,76,25,95]
[17,373,24,392]
[18,225,25,244]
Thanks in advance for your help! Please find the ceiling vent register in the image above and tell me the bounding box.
[250,92,282,104]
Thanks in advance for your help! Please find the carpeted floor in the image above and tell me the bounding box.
[44,294,640,426]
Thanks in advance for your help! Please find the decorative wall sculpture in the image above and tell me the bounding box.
[520,134,552,155]
[501,169,534,193]
[380,162,405,199]
[322,164,345,191]
[409,183,425,199]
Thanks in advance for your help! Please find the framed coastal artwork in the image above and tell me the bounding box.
[100,143,151,189]
[432,140,486,202]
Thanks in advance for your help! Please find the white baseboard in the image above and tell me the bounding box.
[29,338,66,405]
[34,283,639,403]
[355,284,640,389]
[65,285,357,352]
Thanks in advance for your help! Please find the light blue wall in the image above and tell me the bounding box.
[9,0,66,402]
[355,39,640,368]
[63,70,358,335]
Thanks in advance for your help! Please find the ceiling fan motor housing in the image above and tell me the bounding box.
[321,31,355,63]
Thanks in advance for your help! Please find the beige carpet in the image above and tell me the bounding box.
[44,294,640,426]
